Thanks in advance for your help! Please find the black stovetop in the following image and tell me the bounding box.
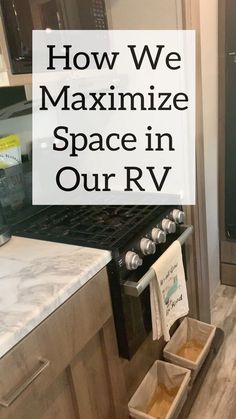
[12,205,170,251]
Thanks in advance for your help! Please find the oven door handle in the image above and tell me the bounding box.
[122,224,194,297]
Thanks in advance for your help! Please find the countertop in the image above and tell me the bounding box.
[0,236,111,358]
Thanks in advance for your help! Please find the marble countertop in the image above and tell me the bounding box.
[0,236,111,358]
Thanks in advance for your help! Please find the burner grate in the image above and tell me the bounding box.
[13,205,168,250]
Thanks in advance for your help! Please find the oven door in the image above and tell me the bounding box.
[115,225,193,359]
[0,0,108,74]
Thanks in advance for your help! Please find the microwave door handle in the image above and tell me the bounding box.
[123,224,194,297]
[14,56,31,62]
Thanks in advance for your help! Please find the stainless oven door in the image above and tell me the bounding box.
[123,225,193,297]
[117,224,193,358]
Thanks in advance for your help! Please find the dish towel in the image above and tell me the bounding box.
[150,240,189,341]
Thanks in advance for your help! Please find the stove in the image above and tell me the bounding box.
[12,205,173,254]
[7,203,185,359]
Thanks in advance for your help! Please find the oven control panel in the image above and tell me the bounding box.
[124,208,185,271]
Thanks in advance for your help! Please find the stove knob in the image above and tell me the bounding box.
[172,209,185,224]
[162,218,176,234]
[140,238,156,255]
[151,228,167,244]
[125,251,143,270]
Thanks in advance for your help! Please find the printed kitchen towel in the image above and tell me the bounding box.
[150,240,189,341]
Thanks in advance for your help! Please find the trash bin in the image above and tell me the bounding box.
[128,360,191,419]
[163,317,216,381]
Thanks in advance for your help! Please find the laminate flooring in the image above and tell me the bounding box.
[188,285,236,419]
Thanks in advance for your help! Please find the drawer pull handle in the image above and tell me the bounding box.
[0,358,50,407]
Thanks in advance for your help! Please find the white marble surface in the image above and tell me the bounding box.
[0,236,111,358]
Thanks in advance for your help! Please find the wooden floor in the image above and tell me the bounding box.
[188,285,236,419]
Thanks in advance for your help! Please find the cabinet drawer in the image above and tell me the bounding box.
[0,268,111,418]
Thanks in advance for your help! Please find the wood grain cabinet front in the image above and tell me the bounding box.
[0,268,128,419]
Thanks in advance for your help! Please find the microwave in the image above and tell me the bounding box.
[0,0,108,75]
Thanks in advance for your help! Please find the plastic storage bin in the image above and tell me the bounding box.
[128,360,191,419]
[163,317,216,380]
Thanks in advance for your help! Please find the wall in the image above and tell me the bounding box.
[108,0,220,302]
[107,0,182,29]
[199,0,220,299]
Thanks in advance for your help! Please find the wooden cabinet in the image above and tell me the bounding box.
[0,268,129,419]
